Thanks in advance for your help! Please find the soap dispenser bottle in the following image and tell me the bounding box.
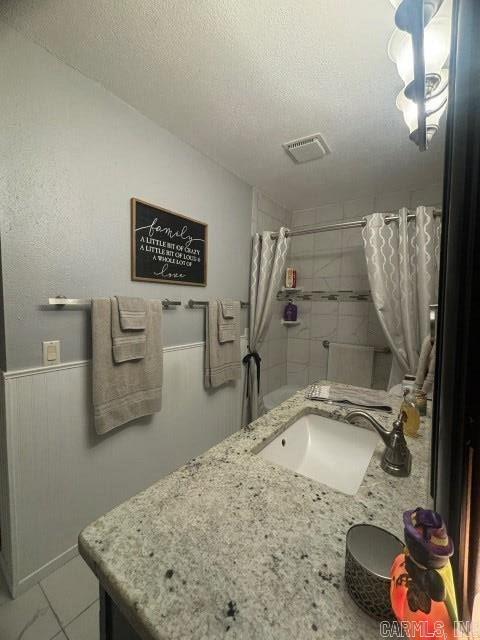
[283,299,298,322]
[401,388,420,437]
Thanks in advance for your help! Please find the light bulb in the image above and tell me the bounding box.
[396,90,419,134]
[426,93,448,129]
[396,71,448,135]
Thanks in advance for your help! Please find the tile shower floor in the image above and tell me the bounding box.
[0,554,99,640]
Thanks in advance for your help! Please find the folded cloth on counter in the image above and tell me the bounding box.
[116,296,146,330]
[205,300,241,388]
[217,299,240,343]
[111,298,146,363]
[306,383,392,412]
[92,298,163,435]
[415,336,434,389]
[327,342,374,388]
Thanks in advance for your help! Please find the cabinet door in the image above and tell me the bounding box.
[100,588,142,640]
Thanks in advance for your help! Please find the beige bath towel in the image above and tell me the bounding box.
[116,296,146,330]
[422,342,436,397]
[415,336,434,389]
[111,298,146,363]
[92,298,163,434]
[217,299,240,343]
[327,342,374,388]
[205,300,241,388]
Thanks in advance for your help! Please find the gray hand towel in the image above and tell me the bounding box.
[217,299,240,343]
[219,300,235,318]
[92,299,163,434]
[306,383,392,412]
[205,300,241,388]
[116,296,146,330]
[111,298,146,363]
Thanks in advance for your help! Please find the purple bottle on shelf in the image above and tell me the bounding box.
[283,300,298,321]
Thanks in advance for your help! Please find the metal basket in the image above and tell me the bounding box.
[345,524,404,621]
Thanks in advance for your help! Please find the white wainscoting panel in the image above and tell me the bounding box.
[2,337,246,594]
[0,375,14,594]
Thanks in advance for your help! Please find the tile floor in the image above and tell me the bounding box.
[0,553,100,640]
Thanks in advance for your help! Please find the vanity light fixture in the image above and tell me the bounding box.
[388,0,451,150]
[395,69,448,145]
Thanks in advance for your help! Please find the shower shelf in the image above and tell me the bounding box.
[277,289,372,303]
[280,287,303,294]
[281,319,301,326]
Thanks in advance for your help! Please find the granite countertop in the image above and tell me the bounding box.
[79,382,432,640]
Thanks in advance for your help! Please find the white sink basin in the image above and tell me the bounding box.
[257,412,378,495]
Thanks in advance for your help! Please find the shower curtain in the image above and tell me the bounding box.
[362,206,441,388]
[242,227,289,425]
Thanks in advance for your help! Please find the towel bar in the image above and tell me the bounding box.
[161,299,182,309]
[187,299,249,308]
[47,297,182,309]
[322,339,390,354]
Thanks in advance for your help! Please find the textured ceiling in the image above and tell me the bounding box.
[0,0,448,210]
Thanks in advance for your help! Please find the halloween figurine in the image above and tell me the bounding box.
[390,507,458,639]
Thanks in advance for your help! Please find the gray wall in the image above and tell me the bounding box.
[0,23,252,370]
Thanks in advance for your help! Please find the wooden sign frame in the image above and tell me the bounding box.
[131,198,208,286]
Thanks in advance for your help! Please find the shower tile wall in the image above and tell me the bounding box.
[285,183,443,390]
[251,189,292,400]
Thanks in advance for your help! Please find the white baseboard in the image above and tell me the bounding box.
[14,545,79,597]
[0,550,13,598]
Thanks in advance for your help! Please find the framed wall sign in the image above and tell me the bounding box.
[131,198,208,286]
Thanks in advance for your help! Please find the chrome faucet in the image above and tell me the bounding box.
[344,410,412,477]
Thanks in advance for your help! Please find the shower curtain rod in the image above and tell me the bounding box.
[269,207,442,239]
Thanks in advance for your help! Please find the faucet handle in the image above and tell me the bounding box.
[393,409,407,431]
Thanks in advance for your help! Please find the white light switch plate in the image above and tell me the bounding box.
[43,340,61,366]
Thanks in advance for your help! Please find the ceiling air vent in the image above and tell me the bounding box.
[283,133,331,164]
